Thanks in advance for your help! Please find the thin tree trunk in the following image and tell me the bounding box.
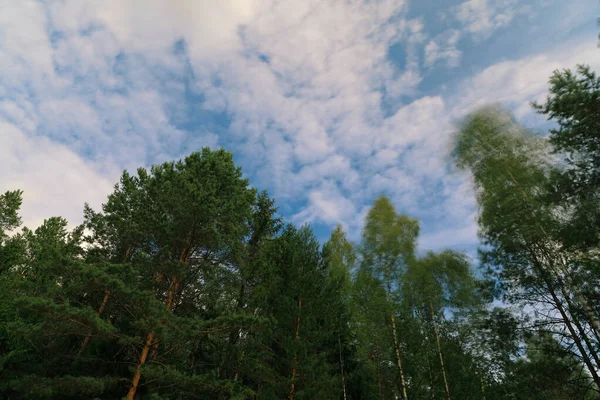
[537,246,600,369]
[126,331,155,400]
[376,345,384,400]
[79,246,131,356]
[385,270,408,400]
[126,242,191,399]
[78,290,111,356]
[190,341,199,374]
[556,255,600,344]
[560,285,600,369]
[289,297,302,400]
[478,135,600,390]
[149,243,192,359]
[504,162,600,357]
[127,282,180,399]
[338,335,348,400]
[429,303,450,400]
[527,245,600,389]
[390,312,409,400]
[546,279,600,389]
[425,339,436,400]
[479,374,486,400]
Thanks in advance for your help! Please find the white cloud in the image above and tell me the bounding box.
[419,223,478,251]
[0,0,598,254]
[291,181,358,231]
[48,0,260,61]
[453,0,531,40]
[0,0,56,88]
[452,40,600,119]
[0,121,116,230]
[424,30,462,68]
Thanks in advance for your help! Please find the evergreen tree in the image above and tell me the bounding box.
[3,65,600,399]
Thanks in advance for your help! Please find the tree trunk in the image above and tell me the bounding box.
[557,255,600,346]
[560,285,600,369]
[479,374,486,400]
[425,340,436,400]
[546,278,600,388]
[149,243,192,359]
[537,246,600,371]
[480,138,600,390]
[503,164,600,365]
[126,331,155,400]
[429,303,450,400]
[527,245,600,389]
[390,312,409,400]
[126,243,191,399]
[78,290,111,356]
[338,335,347,400]
[375,345,384,400]
[79,246,131,356]
[288,297,302,400]
[385,270,408,400]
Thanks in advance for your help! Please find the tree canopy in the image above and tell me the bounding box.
[1,64,599,399]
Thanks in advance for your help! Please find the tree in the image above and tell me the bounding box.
[258,224,340,400]
[360,195,419,400]
[453,105,600,390]
[501,332,599,399]
[104,148,258,399]
[533,65,600,194]
[533,65,600,250]
[0,190,25,275]
[322,225,357,400]
[404,250,478,400]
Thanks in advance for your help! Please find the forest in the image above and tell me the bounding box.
[0,65,598,400]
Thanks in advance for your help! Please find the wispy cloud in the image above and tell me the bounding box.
[453,0,532,40]
[0,0,598,254]
[424,30,462,68]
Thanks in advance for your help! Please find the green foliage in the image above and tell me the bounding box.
[0,190,22,237]
[533,65,600,190]
[453,67,600,397]
[533,65,600,250]
[2,62,600,398]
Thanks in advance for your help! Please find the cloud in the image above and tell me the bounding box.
[453,0,531,40]
[419,223,478,251]
[452,40,600,119]
[292,182,358,230]
[0,0,597,256]
[424,30,462,68]
[48,0,260,61]
[0,121,116,230]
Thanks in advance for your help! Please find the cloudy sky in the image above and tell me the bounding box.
[1,0,599,254]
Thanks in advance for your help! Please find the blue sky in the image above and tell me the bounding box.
[1,0,599,258]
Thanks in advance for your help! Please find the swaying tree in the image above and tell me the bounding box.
[453,105,600,391]
[360,195,419,400]
[404,250,478,400]
[2,65,599,398]
[322,225,357,400]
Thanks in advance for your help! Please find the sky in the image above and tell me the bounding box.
[1,0,600,257]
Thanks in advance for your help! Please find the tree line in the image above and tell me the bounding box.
[0,65,598,399]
